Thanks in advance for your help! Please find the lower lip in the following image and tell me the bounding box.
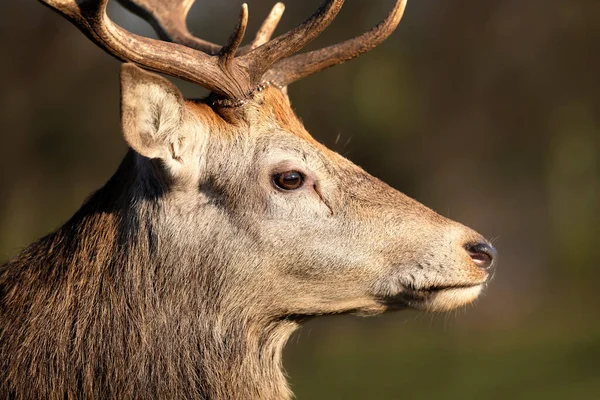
[411,282,484,294]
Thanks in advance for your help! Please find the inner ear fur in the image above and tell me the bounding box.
[120,63,188,161]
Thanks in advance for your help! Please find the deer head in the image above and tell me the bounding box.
[40,0,498,317]
[27,0,497,397]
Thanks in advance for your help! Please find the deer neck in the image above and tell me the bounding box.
[83,152,300,399]
[1,150,297,399]
[194,315,297,400]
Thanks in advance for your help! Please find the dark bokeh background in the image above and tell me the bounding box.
[2,0,599,398]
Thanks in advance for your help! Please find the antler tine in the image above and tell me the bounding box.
[264,0,407,88]
[242,0,345,85]
[248,2,285,51]
[39,0,252,99]
[219,4,249,66]
[116,0,221,55]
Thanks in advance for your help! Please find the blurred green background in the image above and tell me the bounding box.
[1,0,599,398]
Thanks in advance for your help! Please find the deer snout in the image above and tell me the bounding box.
[465,241,497,271]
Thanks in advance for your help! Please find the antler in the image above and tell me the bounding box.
[38,0,251,99]
[39,0,406,104]
[247,2,286,52]
[264,0,407,87]
[116,0,285,56]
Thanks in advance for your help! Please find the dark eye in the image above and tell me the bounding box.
[273,170,304,191]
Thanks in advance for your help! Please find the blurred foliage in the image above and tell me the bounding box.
[1,0,599,398]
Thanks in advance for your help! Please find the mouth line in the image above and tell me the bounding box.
[404,281,486,294]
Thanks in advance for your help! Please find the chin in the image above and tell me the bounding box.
[417,285,484,312]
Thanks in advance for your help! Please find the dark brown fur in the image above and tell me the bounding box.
[0,150,295,399]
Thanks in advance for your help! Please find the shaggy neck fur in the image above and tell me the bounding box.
[0,151,297,399]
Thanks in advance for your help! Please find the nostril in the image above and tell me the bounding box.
[465,242,497,270]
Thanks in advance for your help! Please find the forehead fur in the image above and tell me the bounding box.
[249,87,313,141]
[187,87,318,144]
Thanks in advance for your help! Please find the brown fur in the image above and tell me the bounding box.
[0,66,491,399]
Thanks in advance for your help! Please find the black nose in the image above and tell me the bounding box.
[465,242,497,270]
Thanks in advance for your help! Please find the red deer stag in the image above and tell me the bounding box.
[0,0,497,398]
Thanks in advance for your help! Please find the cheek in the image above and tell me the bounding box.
[264,220,384,279]
[265,189,331,218]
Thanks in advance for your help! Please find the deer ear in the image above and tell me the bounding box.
[120,63,187,160]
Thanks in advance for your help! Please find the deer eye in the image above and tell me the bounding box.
[273,171,304,191]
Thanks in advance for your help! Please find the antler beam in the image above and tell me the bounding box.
[39,0,251,99]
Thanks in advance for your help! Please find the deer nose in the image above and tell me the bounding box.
[465,242,497,270]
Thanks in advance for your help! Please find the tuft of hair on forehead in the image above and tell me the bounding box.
[250,87,315,142]
[189,86,318,144]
